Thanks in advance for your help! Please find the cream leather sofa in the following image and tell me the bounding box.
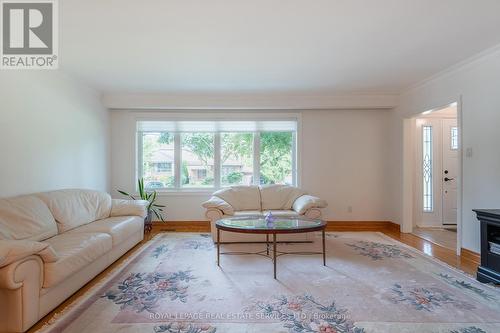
[0,189,148,333]
[202,185,327,242]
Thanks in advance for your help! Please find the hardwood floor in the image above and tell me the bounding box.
[382,229,478,276]
[28,224,479,332]
[412,227,458,251]
[325,222,477,276]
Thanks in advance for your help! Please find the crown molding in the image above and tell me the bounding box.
[102,93,398,110]
[402,43,500,94]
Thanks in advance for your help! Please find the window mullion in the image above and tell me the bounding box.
[214,133,221,188]
[137,131,144,192]
[292,131,297,186]
[253,132,260,185]
[174,133,181,188]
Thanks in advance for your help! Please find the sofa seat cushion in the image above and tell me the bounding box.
[213,186,261,211]
[0,239,59,268]
[68,216,143,246]
[262,210,299,217]
[0,195,58,241]
[233,210,263,217]
[36,189,112,233]
[42,232,112,288]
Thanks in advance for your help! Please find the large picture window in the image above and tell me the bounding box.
[137,120,297,190]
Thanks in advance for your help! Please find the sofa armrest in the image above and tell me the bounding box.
[0,239,58,269]
[0,255,44,290]
[110,199,149,218]
[202,196,234,215]
[205,208,224,243]
[0,255,44,332]
[304,208,322,219]
[292,195,328,215]
[205,208,224,222]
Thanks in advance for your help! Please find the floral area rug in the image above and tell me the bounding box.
[36,232,500,333]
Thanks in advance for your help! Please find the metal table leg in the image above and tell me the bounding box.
[266,233,269,255]
[217,228,220,266]
[273,233,277,279]
[322,229,326,266]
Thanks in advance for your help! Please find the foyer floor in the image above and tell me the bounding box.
[412,226,458,251]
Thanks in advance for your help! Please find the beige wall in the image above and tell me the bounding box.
[110,109,393,221]
[300,110,392,220]
[0,71,110,197]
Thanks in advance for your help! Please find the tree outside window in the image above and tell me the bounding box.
[260,132,293,185]
[221,133,253,186]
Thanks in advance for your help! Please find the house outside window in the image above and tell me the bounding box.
[156,162,172,173]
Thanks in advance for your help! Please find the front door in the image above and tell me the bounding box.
[442,119,458,225]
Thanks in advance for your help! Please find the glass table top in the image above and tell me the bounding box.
[216,216,326,231]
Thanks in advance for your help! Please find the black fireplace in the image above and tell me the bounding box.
[473,209,500,284]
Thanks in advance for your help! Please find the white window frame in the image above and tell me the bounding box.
[135,113,301,193]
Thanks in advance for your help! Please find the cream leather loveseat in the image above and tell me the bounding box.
[202,185,327,242]
[0,189,148,333]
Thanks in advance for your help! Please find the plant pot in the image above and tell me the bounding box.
[144,210,153,233]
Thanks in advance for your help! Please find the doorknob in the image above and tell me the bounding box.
[444,177,454,182]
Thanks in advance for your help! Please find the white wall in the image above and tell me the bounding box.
[0,71,110,197]
[110,109,393,221]
[391,47,500,252]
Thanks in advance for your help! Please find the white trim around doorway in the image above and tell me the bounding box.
[402,96,463,256]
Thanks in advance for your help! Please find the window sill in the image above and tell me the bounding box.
[145,189,215,196]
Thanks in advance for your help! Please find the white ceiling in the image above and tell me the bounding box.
[61,0,500,95]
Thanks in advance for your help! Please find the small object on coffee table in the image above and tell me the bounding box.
[265,211,275,225]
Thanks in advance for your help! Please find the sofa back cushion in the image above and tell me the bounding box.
[0,195,58,241]
[213,186,261,211]
[36,189,112,233]
[259,185,306,210]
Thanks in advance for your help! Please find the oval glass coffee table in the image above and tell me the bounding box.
[215,216,327,279]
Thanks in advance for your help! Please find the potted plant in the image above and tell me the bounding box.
[118,178,165,232]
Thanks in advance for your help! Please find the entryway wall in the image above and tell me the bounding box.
[393,45,500,255]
